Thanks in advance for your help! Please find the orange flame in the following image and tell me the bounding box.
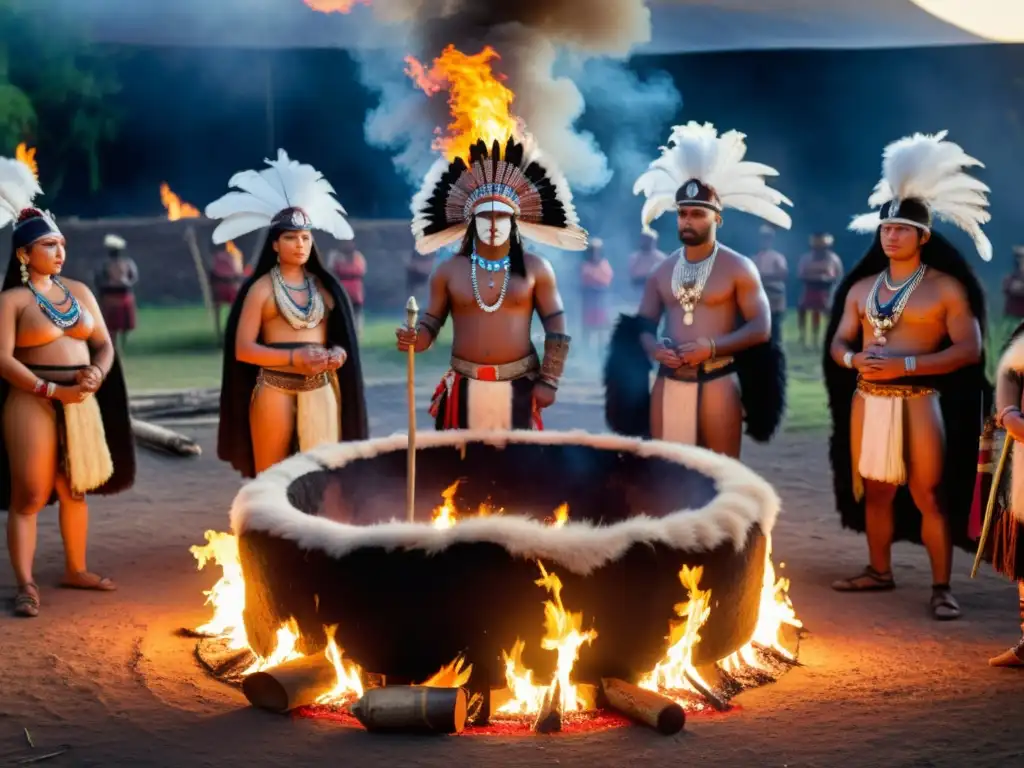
[405,45,520,163]
[16,143,38,180]
[225,241,244,272]
[160,183,200,221]
[303,0,369,12]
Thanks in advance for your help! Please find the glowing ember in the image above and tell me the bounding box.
[317,624,365,704]
[420,654,474,688]
[498,562,597,715]
[303,0,368,12]
[638,565,713,696]
[160,182,200,220]
[16,143,38,179]
[405,45,521,164]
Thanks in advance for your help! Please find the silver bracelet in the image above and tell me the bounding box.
[843,350,854,368]
[904,356,917,373]
[45,382,56,398]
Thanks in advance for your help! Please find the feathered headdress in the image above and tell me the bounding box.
[410,134,588,255]
[205,149,353,245]
[633,121,793,234]
[0,154,60,249]
[848,130,992,261]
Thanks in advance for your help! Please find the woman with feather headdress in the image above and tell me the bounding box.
[397,134,587,431]
[207,150,367,478]
[0,154,135,617]
[825,131,991,621]
[604,121,789,458]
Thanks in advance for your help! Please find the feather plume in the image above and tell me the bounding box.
[633,121,792,233]
[0,156,42,230]
[205,149,353,245]
[849,131,992,261]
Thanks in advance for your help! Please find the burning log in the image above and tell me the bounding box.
[532,680,562,734]
[683,671,730,712]
[131,418,201,456]
[241,651,337,714]
[600,677,685,736]
[350,685,467,734]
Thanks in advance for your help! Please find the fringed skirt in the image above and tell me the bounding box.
[972,422,1024,582]
[253,369,341,453]
[651,357,736,446]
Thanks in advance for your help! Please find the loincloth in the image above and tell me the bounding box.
[99,287,136,331]
[430,353,542,431]
[853,378,938,496]
[210,274,243,305]
[254,368,341,453]
[27,364,114,498]
[653,357,736,446]
[798,283,833,312]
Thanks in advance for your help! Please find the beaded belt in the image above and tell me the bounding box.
[857,378,936,399]
[449,354,538,382]
[659,356,735,382]
[258,369,330,393]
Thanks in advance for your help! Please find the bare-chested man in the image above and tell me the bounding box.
[398,135,587,431]
[204,150,368,478]
[95,234,138,354]
[604,122,789,457]
[824,131,991,620]
[627,231,667,300]
[796,233,843,349]
[753,224,789,346]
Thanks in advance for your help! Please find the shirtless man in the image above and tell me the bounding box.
[627,231,666,300]
[398,135,587,431]
[753,224,789,346]
[605,122,789,456]
[824,131,991,620]
[797,233,843,349]
[204,150,368,477]
[95,234,138,354]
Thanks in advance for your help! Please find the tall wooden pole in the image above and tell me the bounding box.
[406,296,419,522]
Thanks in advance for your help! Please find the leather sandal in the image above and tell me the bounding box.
[831,566,896,592]
[13,583,40,618]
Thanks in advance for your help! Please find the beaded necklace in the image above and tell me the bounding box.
[28,277,81,329]
[270,265,325,330]
[470,252,511,313]
[865,264,927,344]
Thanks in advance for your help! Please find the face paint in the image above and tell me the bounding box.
[475,215,512,247]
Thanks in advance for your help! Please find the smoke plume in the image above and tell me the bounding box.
[354,0,677,194]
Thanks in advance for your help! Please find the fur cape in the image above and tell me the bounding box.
[0,255,136,511]
[822,231,991,552]
[217,238,369,479]
[603,314,786,442]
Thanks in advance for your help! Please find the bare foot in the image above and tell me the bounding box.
[60,571,117,591]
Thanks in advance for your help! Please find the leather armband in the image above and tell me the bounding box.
[419,313,444,340]
[540,332,571,388]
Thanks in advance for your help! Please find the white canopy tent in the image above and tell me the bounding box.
[36,0,1024,52]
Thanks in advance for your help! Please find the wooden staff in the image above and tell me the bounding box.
[600,678,685,735]
[241,651,337,713]
[183,225,221,346]
[351,685,467,734]
[406,296,419,523]
[972,431,1014,578]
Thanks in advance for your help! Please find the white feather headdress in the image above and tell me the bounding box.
[205,149,354,245]
[632,121,793,234]
[0,155,43,230]
[848,131,992,261]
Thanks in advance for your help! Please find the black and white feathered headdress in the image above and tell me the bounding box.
[410,134,588,255]
[633,121,793,234]
[849,131,992,261]
[205,149,354,245]
[0,154,60,250]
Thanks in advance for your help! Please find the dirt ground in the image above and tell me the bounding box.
[2,382,1024,767]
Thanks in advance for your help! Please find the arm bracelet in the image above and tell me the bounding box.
[540,332,571,385]
[998,405,1021,427]
[419,313,443,340]
[843,350,854,369]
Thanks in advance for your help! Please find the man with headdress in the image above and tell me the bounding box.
[95,233,138,353]
[579,237,613,355]
[627,231,667,300]
[753,224,789,346]
[604,121,788,458]
[206,149,368,477]
[824,131,991,621]
[396,134,587,431]
[796,232,843,349]
[1002,246,1024,319]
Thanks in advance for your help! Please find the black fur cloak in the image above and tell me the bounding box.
[603,314,787,443]
[822,230,992,553]
[217,238,369,479]
[0,255,136,511]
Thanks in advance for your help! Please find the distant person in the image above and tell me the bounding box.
[753,224,789,345]
[1003,246,1024,319]
[329,241,367,339]
[797,232,843,349]
[627,231,667,296]
[579,238,613,355]
[405,249,434,304]
[95,234,138,354]
[210,244,246,342]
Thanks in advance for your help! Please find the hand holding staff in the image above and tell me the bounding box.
[405,296,419,523]
[972,429,1013,578]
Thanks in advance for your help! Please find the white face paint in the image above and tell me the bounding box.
[475,215,512,247]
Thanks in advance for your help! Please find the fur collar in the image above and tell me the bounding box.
[999,334,1024,378]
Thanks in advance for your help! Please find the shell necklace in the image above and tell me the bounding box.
[470,252,511,313]
[271,265,325,330]
[865,264,927,344]
[671,242,719,326]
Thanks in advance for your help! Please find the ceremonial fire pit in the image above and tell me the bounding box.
[191,430,801,735]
